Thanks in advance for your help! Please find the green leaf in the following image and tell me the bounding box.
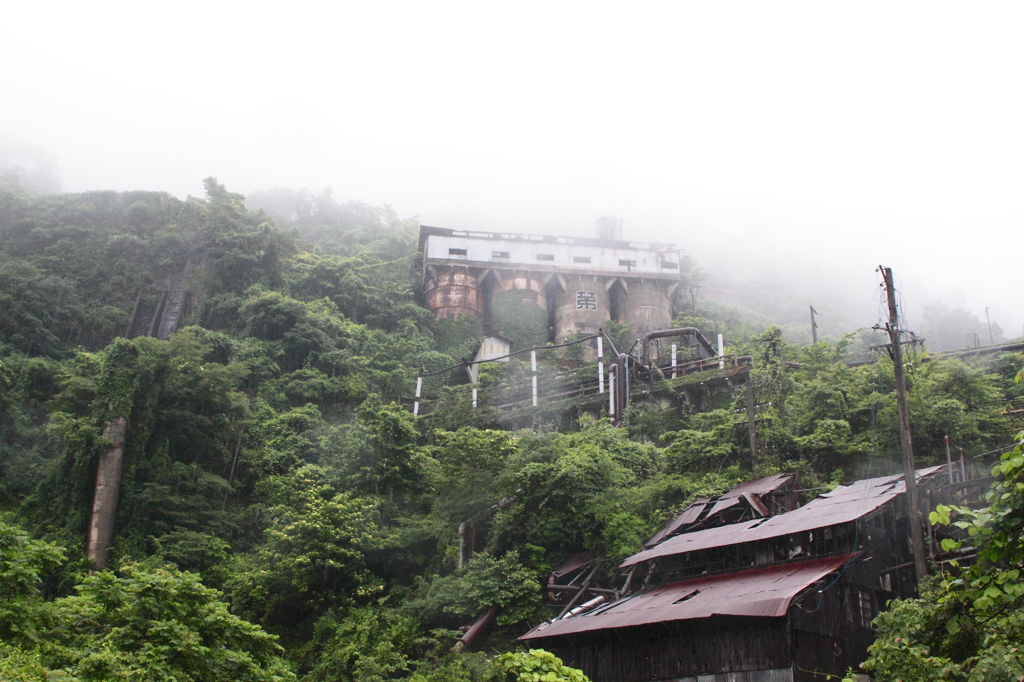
[940,538,961,552]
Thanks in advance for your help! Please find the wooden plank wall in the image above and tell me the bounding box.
[545,616,789,682]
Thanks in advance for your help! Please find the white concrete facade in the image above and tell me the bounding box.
[422,228,681,279]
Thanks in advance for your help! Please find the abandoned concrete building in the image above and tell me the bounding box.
[418,217,684,353]
[521,467,953,682]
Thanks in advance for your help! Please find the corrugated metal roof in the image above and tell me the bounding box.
[706,495,743,517]
[645,499,709,547]
[521,555,852,640]
[551,552,600,579]
[743,492,771,517]
[644,474,796,548]
[726,473,796,497]
[623,467,941,568]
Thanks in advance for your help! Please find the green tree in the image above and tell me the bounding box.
[227,469,381,632]
[413,551,541,629]
[40,563,295,682]
[863,432,1024,680]
[0,519,65,643]
[487,649,590,682]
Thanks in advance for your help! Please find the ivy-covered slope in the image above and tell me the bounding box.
[0,180,1021,681]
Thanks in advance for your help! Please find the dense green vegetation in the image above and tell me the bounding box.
[1,181,1022,680]
[863,428,1024,681]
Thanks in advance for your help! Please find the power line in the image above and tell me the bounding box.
[418,333,605,378]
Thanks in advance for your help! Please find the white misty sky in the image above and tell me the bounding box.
[2,1,1021,335]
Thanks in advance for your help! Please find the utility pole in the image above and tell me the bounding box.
[744,379,757,467]
[879,266,929,583]
[809,306,818,345]
[985,307,994,346]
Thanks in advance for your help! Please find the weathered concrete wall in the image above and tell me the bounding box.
[87,416,128,569]
[424,269,484,319]
[491,274,548,349]
[553,275,610,343]
[617,280,673,341]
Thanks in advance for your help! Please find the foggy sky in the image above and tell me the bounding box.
[3,2,1021,336]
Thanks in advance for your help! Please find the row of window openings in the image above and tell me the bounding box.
[448,248,676,268]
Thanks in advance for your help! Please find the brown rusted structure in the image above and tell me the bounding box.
[418,219,683,350]
[522,468,954,682]
[424,268,485,319]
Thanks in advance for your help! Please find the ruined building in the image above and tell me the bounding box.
[521,468,955,682]
[418,217,684,354]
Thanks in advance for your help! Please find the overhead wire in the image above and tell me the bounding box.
[418,333,603,378]
[803,274,894,610]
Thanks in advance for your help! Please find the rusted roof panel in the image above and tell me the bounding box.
[521,555,852,640]
[724,473,795,497]
[743,492,771,517]
[645,500,709,547]
[623,467,941,568]
[551,552,601,579]
[644,474,796,548]
[706,495,742,517]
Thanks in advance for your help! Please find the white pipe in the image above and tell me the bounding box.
[531,350,538,407]
[414,376,422,416]
[472,387,478,409]
[609,371,616,418]
[945,435,954,484]
[458,522,465,569]
[718,334,725,369]
[564,595,606,619]
[671,343,677,378]
[597,336,604,394]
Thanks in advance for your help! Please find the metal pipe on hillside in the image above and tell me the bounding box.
[455,605,499,651]
[945,436,954,484]
[608,364,617,422]
[531,350,538,407]
[616,353,628,425]
[556,560,604,620]
[563,595,606,619]
[640,327,717,366]
[458,522,466,569]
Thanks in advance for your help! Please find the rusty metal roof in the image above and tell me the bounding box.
[623,467,941,568]
[551,552,601,579]
[645,499,709,547]
[726,473,796,497]
[521,555,853,640]
[644,474,796,548]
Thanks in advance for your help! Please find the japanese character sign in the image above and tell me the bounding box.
[576,291,598,311]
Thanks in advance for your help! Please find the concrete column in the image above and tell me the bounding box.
[424,268,484,319]
[87,416,128,569]
[490,273,548,349]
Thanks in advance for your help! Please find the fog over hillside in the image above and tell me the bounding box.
[3,2,1020,342]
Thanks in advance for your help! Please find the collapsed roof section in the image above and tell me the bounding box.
[623,467,942,569]
[644,473,801,548]
[522,554,853,640]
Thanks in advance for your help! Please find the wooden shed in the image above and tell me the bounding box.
[521,468,948,682]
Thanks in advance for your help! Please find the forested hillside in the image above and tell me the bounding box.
[1,180,1021,681]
